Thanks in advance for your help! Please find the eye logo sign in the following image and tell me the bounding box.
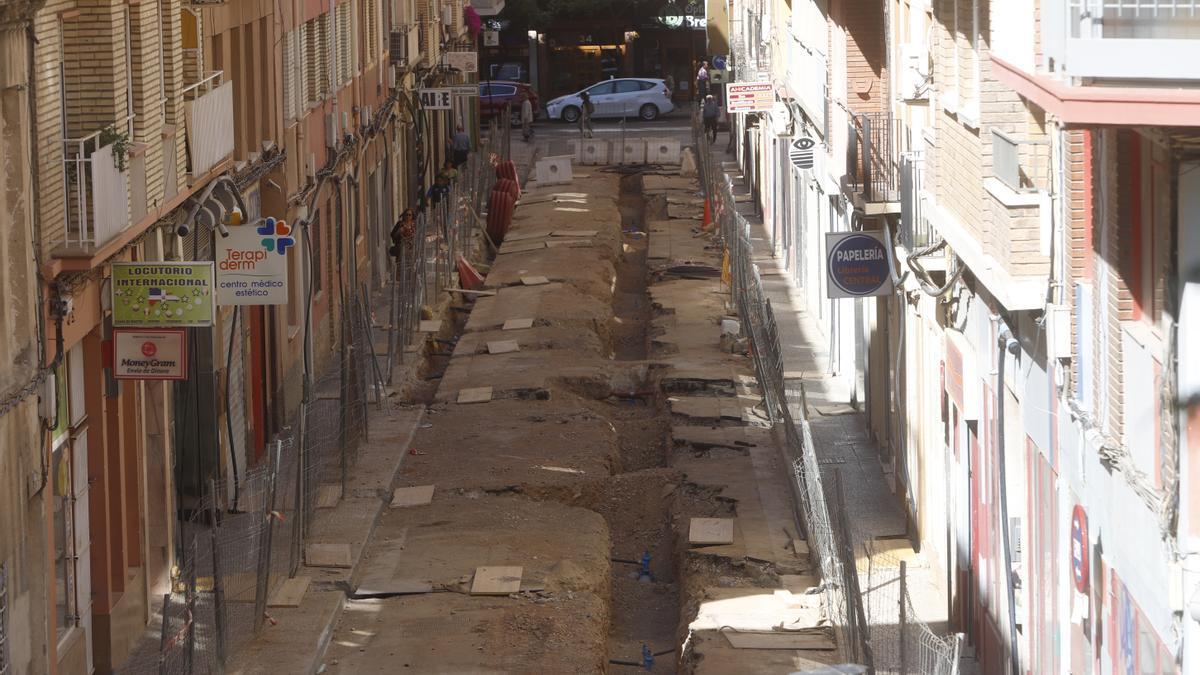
[257,217,295,255]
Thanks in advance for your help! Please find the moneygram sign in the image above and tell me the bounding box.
[825,231,894,299]
[216,218,292,305]
[113,329,188,380]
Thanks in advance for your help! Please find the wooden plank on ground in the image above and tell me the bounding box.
[315,484,342,509]
[500,241,546,255]
[552,229,597,237]
[305,543,352,568]
[502,318,534,330]
[471,566,523,595]
[689,518,735,545]
[390,485,435,508]
[457,387,493,404]
[487,340,520,355]
[722,630,836,651]
[267,576,311,608]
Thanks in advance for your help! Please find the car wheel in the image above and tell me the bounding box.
[639,103,659,121]
[561,106,581,124]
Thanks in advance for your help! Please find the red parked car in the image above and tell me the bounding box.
[479,81,539,126]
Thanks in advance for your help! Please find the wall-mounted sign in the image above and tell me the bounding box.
[113,329,188,380]
[447,51,478,74]
[216,219,291,305]
[789,137,816,170]
[112,262,215,327]
[726,82,774,113]
[1071,505,1089,593]
[483,30,499,47]
[419,88,453,110]
[825,231,893,299]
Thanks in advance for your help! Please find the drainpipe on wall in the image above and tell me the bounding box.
[996,327,1021,675]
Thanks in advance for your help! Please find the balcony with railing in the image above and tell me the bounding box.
[61,115,140,252]
[992,0,1200,124]
[846,112,900,212]
[183,71,235,177]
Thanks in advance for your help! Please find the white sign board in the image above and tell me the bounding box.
[484,30,499,47]
[113,329,188,380]
[726,82,774,113]
[419,88,453,110]
[447,51,478,74]
[216,220,291,305]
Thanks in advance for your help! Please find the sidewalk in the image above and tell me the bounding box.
[717,151,963,673]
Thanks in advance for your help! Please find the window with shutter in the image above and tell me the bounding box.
[283,31,296,122]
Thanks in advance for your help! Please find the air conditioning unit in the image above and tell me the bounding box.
[307,153,318,179]
[900,42,931,100]
[390,29,409,66]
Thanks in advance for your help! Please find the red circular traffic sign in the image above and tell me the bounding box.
[1071,505,1089,593]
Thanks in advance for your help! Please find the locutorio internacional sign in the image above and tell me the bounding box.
[111,262,215,326]
[216,218,292,305]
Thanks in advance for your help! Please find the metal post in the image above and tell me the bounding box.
[185,548,196,675]
[208,479,228,671]
[861,114,873,202]
[254,440,281,632]
[899,560,908,675]
[158,593,171,675]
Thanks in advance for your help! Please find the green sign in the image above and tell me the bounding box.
[111,262,216,327]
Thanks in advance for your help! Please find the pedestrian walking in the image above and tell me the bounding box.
[520,95,535,142]
[702,94,719,143]
[578,91,595,138]
[388,208,416,259]
[696,60,709,102]
[448,125,471,167]
[427,174,451,207]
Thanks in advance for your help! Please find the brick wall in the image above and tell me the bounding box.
[32,2,68,258]
[840,0,888,116]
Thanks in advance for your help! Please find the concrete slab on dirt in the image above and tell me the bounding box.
[457,387,493,404]
[722,630,837,650]
[689,518,735,545]
[500,240,546,255]
[305,543,352,568]
[267,576,311,608]
[520,275,550,286]
[486,339,520,354]
[502,318,534,330]
[504,229,554,242]
[315,484,341,508]
[470,566,524,595]
[390,485,435,507]
[418,320,441,332]
[553,229,597,237]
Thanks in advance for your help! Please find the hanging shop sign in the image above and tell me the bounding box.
[825,231,893,299]
[725,82,774,114]
[419,88,453,110]
[483,30,500,47]
[111,262,215,327]
[112,329,188,380]
[216,218,292,305]
[1071,505,1090,593]
[789,136,816,170]
[447,51,478,74]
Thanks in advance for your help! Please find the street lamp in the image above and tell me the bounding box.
[527,30,540,97]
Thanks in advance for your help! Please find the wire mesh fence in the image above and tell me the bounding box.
[693,112,960,675]
[862,549,963,675]
[118,124,503,673]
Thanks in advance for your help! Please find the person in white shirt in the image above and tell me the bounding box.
[696,60,710,102]
[520,96,535,142]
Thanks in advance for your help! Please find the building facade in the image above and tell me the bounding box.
[722,0,1199,672]
[0,0,470,672]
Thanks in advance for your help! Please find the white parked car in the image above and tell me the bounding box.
[545,78,675,123]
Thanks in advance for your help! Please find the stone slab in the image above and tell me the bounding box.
[470,566,523,595]
[520,275,550,286]
[267,576,311,608]
[390,485,435,508]
[486,339,520,355]
[457,387,493,404]
[305,543,353,568]
[418,320,442,333]
[502,318,534,330]
[689,518,735,545]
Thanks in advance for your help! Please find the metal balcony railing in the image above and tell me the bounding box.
[62,115,137,250]
[183,71,235,176]
[847,112,899,203]
[899,151,931,251]
[1070,0,1200,39]
[992,130,1052,193]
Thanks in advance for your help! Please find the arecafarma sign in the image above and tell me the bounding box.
[216,218,293,305]
[111,262,215,326]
